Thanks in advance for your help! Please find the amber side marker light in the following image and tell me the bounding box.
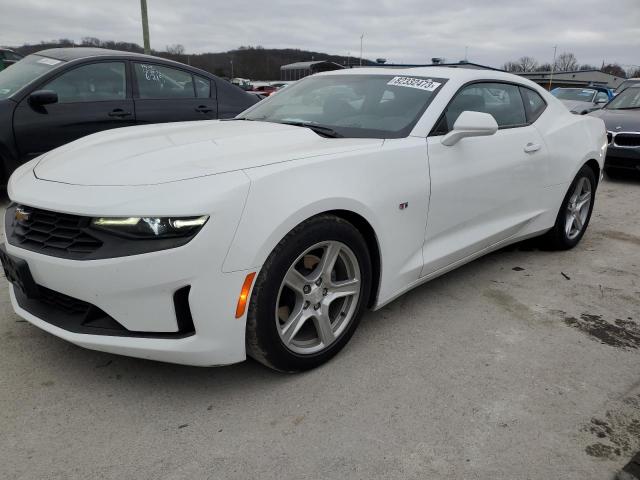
[235,272,256,319]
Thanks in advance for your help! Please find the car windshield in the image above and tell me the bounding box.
[553,88,596,102]
[240,74,447,138]
[605,87,640,110]
[614,79,640,93]
[0,54,64,99]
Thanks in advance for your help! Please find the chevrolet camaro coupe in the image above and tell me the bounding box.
[2,68,607,372]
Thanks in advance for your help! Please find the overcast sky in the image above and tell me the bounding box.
[1,0,639,69]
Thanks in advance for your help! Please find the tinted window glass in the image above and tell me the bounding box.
[438,82,527,132]
[520,87,547,123]
[44,62,126,103]
[194,76,210,98]
[134,63,195,99]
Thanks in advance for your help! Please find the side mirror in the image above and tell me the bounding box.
[596,98,609,104]
[441,111,498,146]
[29,90,58,106]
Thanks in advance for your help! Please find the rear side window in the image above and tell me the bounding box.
[134,63,195,99]
[43,62,126,103]
[433,82,527,134]
[520,87,547,123]
[194,75,210,98]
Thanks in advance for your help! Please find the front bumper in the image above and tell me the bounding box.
[5,239,255,366]
[605,134,640,171]
[5,165,255,366]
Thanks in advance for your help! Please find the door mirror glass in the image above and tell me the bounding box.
[29,89,58,106]
[441,111,498,146]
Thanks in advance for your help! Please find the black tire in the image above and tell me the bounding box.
[539,165,596,250]
[246,214,372,372]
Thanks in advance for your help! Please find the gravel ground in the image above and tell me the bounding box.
[0,175,639,480]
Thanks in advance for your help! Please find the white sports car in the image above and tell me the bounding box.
[2,67,607,371]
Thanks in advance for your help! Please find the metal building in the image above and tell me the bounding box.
[517,69,624,89]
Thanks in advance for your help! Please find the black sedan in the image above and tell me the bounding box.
[590,85,640,176]
[0,48,259,182]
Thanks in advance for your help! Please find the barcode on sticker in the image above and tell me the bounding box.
[387,77,441,91]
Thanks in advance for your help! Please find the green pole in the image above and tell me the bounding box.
[140,0,151,54]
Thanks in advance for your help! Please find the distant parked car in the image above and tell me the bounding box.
[251,85,278,96]
[590,85,640,175]
[0,49,23,68]
[615,78,640,96]
[0,48,259,181]
[551,87,613,114]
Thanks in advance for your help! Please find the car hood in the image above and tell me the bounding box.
[33,120,383,186]
[559,99,597,113]
[589,108,640,132]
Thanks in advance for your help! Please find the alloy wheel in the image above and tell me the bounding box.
[565,176,592,240]
[275,241,361,355]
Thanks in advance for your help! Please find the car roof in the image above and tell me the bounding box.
[318,66,539,86]
[34,47,162,62]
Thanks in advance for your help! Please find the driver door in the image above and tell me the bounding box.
[421,82,549,277]
[13,61,135,159]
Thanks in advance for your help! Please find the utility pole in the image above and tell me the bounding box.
[548,45,557,90]
[360,33,364,66]
[230,59,234,79]
[140,0,151,55]
[464,46,468,62]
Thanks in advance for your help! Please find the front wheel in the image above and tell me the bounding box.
[540,165,596,250]
[246,215,372,372]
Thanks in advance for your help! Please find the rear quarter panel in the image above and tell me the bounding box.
[534,100,606,185]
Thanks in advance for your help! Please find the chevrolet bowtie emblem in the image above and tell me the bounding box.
[15,207,30,222]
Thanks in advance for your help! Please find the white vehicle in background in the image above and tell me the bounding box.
[3,67,606,372]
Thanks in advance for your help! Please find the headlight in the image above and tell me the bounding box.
[91,215,209,238]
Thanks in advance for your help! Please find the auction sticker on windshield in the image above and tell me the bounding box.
[387,77,441,91]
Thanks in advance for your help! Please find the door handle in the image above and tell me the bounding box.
[108,109,132,118]
[524,142,541,153]
[195,105,213,114]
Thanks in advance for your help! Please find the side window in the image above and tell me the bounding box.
[134,63,195,99]
[43,62,126,103]
[6,52,22,61]
[194,76,210,98]
[434,82,527,134]
[520,87,547,123]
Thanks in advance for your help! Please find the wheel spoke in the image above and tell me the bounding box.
[281,307,309,345]
[576,192,591,211]
[573,213,584,231]
[312,243,341,280]
[313,311,335,346]
[565,214,575,236]
[284,268,308,294]
[327,278,360,301]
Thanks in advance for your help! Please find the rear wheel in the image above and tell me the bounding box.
[540,165,596,250]
[246,215,372,372]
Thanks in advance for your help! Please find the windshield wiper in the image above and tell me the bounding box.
[277,121,343,138]
[609,106,640,110]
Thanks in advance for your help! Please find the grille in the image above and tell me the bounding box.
[614,133,640,148]
[10,205,103,257]
[607,132,613,145]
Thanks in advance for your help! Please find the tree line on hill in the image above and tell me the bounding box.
[8,37,377,80]
[502,52,638,78]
